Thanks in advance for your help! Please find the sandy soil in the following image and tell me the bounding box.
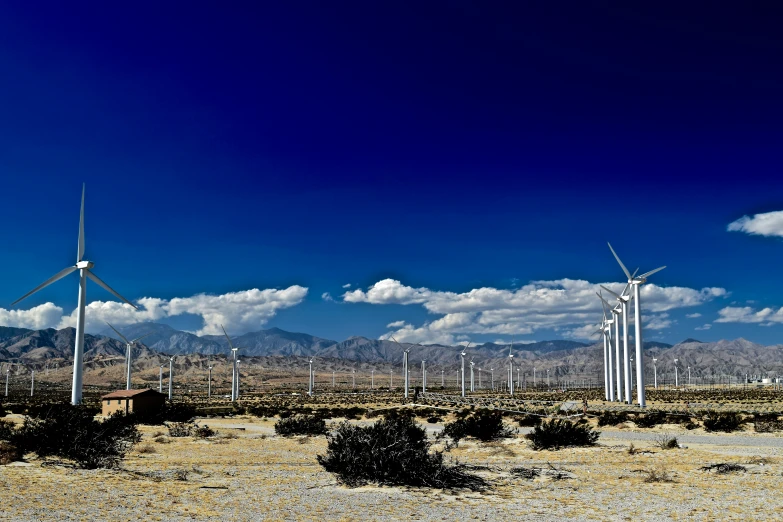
[2,416,783,521]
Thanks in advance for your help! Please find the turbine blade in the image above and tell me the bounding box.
[105,322,130,344]
[85,270,138,309]
[639,266,666,279]
[596,291,613,309]
[78,184,85,262]
[607,242,632,280]
[221,324,235,350]
[597,291,608,320]
[11,266,77,306]
[599,285,621,299]
[131,332,154,344]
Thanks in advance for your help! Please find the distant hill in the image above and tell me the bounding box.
[1,324,782,381]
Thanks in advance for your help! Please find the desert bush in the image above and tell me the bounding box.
[642,465,674,483]
[0,441,21,464]
[135,403,196,425]
[167,422,194,437]
[684,421,699,430]
[0,419,14,440]
[0,403,6,418]
[653,434,678,449]
[317,415,487,490]
[274,415,327,436]
[136,443,157,454]
[443,409,515,442]
[700,463,747,474]
[11,406,140,469]
[597,411,629,426]
[702,412,744,433]
[525,419,600,450]
[515,414,542,427]
[193,424,216,438]
[634,411,667,428]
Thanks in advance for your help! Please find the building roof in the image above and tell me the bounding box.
[101,388,165,399]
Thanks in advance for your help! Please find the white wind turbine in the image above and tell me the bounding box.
[460,342,471,397]
[508,342,514,397]
[12,184,138,405]
[608,242,666,408]
[469,359,475,392]
[106,322,152,390]
[421,360,426,393]
[598,292,623,402]
[600,280,636,405]
[390,337,414,399]
[308,358,314,396]
[221,325,241,401]
[596,291,615,401]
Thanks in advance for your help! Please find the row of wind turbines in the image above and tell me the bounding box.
[10,185,245,405]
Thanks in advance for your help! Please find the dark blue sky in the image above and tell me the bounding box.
[1,2,782,344]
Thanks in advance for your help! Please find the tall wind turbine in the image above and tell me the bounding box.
[308,358,314,396]
[597,291,615,401]
[598,292,622,402]
[601,280,635,405]
[508,342,514,397]
[12,184,138,405]
[106,322,152,390]
[608,242,666,408]
[469,359,475,392]
[391,337,413,399]
[421,360,426,393]
[460,343,471,397]
[221,325,240,401]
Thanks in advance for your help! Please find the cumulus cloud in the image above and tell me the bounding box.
[728,210,783,238]
[347,278,725,344]
[321,292,334,302]
[686,313,702,319]
[715,306,783,325]
[3,286,308,336]
[0,303,64,330]
[386,320,407,328]
[695,324,712,331]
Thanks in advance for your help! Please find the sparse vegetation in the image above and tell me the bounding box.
[702,412,744,433]
[317,414,487,490]
[634,411,667,428]
[653,434,679,450]
[597,411,629,426]
[167,422,194,437]
[443,409,515,442]
[525,419,599,450]
[9,405,140,469]
[700,463,747,474]
[641,465,675,483]
[274,414,328,436]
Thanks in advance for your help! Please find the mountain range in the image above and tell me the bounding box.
[1,324,782,380]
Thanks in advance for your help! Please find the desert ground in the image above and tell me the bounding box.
[2,404,783,522]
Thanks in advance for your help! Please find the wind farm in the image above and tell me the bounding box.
[3,3,783,521]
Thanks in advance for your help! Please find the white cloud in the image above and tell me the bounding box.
[728,210,783,238]
[342,283,352,289]
[715,306,783,325]
[349,278,725,343]
[686,313,702,319]
[0,303,64,330]
[321,292,334,302]
[386,320,407,328]
[645,313,672,331]
[695,324,712,331]
[2,286,308,336]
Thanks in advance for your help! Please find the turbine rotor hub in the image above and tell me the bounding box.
[76,260,94,269]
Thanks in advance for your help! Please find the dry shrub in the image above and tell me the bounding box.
[642,465,674,483]
[443,409,515,442]
[274,415,327,437]
[597,411,628,426]
[317,415,487,490]
[702,412,744,433]
[700,463,747,474]
[0,441,21,465]
[167,422,193,437]
[136,443,157,454]
[525,419,599,450]
[653,434,678,450]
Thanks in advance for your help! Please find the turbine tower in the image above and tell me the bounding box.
[221,325,240,402]
[601,281,635,405]
[168,356,174,400]
[597,291,615,401]
[508,342,514,397]
[469,360,475,392]
[421,360,426,393]
[308,358,314,396]
[12,184,138,405]
[106,322,152,390]
[460,343,470,397]
[608,242,666,408]
[391,337,413,399]
[599,292,623,402]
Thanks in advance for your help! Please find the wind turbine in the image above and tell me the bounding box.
[308,358,314,396]
[159,365,164,393]
[460,342,470,397]
[207,355,213,398]
[390,337,413,399]
[598,292,623,402]
[508,342,514,397]
[421,360,426,393]
[469,359,475,392]
[608,242,666,408]
[12,184,138,405]
[106,322,152,390]
[597,291,615,401]
[4,366,9,397]
[600,280,636,405]
[221,325,240,402]
[30,368,35,397]
[168,355,174,400]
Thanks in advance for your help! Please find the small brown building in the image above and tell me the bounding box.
[101,389,166,416]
